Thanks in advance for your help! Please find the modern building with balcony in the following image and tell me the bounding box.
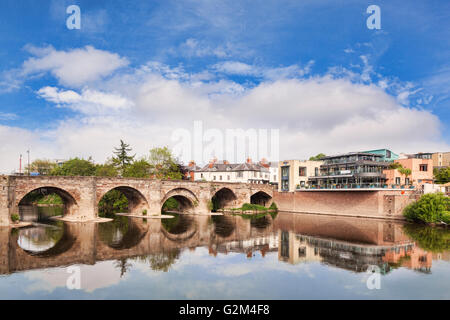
[308,152,389,189]
[278,160,323,192]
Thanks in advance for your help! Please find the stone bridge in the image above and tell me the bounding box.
[0,176,274,226]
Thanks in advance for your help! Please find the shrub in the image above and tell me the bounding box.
[403,193,450,224]
[11,214,20,223]
[142,209,147,216]
[269,202,278,210]
[241,203,268,211]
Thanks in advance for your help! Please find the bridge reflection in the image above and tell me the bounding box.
[0,212,447,275]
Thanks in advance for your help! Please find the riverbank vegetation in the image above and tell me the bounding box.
[21,190,64,205]
[403,193,450,225]
[226,202,278,213]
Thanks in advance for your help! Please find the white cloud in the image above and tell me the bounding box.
[37,86,134,114]
[22,45,129,87]
[212,60,314,80]
[0,50,448,172]
[0,112,17,120]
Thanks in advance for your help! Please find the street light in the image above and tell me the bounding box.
[27,149,30,176]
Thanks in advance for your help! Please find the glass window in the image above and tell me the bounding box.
[419,164,428,171]
[299,167,307,176]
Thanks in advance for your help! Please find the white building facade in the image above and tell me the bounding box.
[194,161,270,184]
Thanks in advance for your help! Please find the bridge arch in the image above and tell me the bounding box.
[17,186,79,218]
[161,188,199,213]
[97,186,149,216]
[250,190,272,207]
[211,187,238,211]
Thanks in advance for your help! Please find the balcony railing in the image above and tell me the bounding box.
[296,183,416,190]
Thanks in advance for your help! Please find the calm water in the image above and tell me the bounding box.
[0,208,449,299]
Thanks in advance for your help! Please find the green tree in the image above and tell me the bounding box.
[123,159,151,178]
[95,163,119,177]
[148,147,183,179]
[51,158,96,176]
[398,167,412,184]
[309,153,326,161]
[26,159,57,175]
[112,140,135,173]
[434,167,450,184]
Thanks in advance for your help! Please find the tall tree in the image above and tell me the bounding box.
[123,158,151,178]
[112,140,135,172]
[148,146,183,179]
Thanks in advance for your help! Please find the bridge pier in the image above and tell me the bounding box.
[0,176,13,226]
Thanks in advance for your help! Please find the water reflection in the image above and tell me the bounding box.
[1,211,449,299]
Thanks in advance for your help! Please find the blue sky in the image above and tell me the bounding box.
[0,0,449,171]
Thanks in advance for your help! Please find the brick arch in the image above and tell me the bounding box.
[211,187,238,210]
[250,190,273,207]
[97,186,149,214]
[16,185,79,217]
[161,188,199,213]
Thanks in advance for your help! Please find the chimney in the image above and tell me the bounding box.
[246,157,252,164]
[188,160,195,167]
[223,160,229,164]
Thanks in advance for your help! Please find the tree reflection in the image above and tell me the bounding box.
[114,258,132,277]
[403,224,450,253]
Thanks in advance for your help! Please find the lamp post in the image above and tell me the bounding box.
[27,149,30,176]
[19,154,22,175]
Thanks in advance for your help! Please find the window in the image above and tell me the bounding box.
[299,167,307,176]
[395,177,401,185]
[237,171,243,178]
[281,166,289,177]
[273,175,277,181]
[405,178,410,185]
[201,173,203,178]
[227,175,230,180]
[281,180,289,191]
[213,176,216,180]
[315,167,319,176]
[419,164,428,171]
[300,181,305,187]
[220,175,222,180]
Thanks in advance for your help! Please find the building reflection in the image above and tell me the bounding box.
[0,212,448,276]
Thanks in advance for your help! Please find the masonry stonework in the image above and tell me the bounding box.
[0,176,274,226]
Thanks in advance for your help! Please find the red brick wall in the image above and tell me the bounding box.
[273,190,413,219]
